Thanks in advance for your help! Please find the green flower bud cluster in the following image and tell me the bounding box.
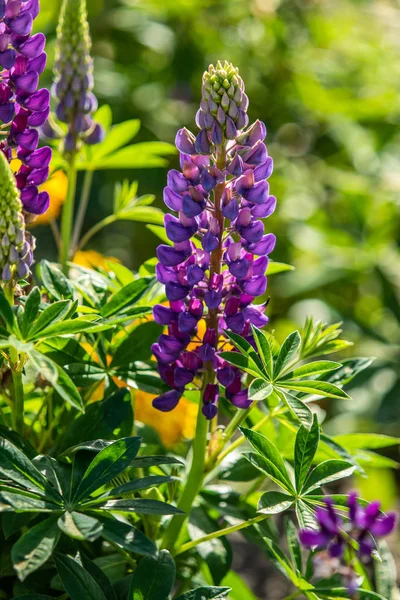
[197,61,249,141]
[0,151,32,283]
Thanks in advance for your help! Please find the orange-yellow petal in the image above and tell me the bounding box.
[73,250,120,270]
[33,170,69,226]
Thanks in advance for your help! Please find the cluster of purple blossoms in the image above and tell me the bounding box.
[300,494,397,594]
[0,0,52,216]
[151,62,276,419]
[51,0,104,154]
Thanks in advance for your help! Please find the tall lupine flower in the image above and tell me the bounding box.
[52,0,104,154]
[300,494,397,594]
[0,149,32,282]
[152,61,276,419]
[0,0,52,216]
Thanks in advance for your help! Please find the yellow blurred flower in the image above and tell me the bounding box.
[73,250,120,270]
[135,390,197,448]
[33,170,69,226]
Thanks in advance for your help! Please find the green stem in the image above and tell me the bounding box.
[60,153,78,273]
[174,514,268,556]
[71,169,94,254]
[77,214,117,251]
[161,377,210,551]
[10,351,24,436]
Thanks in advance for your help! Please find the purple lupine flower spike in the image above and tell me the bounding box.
[299,493,397,594]
[0,0,52,217]
[152,61,277,418]
[52,0,104,154]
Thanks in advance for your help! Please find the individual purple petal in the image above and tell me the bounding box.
[195,128,211,154]
[182,193,205,217]
[236,120,267,146]
[0,48,16,69]
[242,140,267,166]
[166,281,191,301]
[328,540,344,558]
[243,305,269,327]
[152,390,182,412]
[19,32,45,58]
[187,264,205,286]
[222,198,239,220]
[247,233,276,256]
[211,121,223,145]
[156,244,188,267]
[153,304,176,325]
[299,530,331,548]
[241,220,264,243]
[23,87,50,110]
[242,275,267,297]
[231,389,251,408]
[175,127,196,154]
[204,383,219,404]
[0,103,15,123]
[174,367,194,387]
[251,195,276,218]
[202,402,218,420]
[178,311,198,333]
[370,513,397,537]
[229,258,251,279]
[244,180,270,205]
[167,169,189,194]
[7,12,33,36]
[254,157,274,181]
[22,145,51,168]
[226,312,245,333]
[202,231,219,253]
[227,153,244,176]
[217,366,236,388]
[165,214,196,243]
[205,290,222,309]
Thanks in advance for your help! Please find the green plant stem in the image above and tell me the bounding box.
[174,514,268,556]
[161,375,210,552]
[10,350,24,436]
[60,153,78,273]
[71,169,94,254]
[77,214,117,251]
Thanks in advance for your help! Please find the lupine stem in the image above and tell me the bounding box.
[161,374,210,551]
[60,153,78,272]
[4,285,25,436]
[71,169,94,254]
[174,514,268,556]
[77,214,117,251]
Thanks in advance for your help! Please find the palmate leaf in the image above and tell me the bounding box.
[258,491,294,514]
[129,550,176,600]
[97,515,157,557]
[285,361,341,379]
[40,260,74,300]
[279,390,313,428]
[100,277,155,318]
[80,552,118,600]
[278,379,350,400]
[88,498,184,515]
[273,331,301,378]
[248,379,273,401]
[73,437,141,502]
[251,325,273,378]
[106,475,179,497]
[11,516,60,581]
[294,414,320,492]
[219,351,264,379]
[57,512,103,542]
[242,451,294,494]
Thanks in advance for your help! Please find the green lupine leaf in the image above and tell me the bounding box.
[258,491,294,514]
[261,536,302,586]
[74,437,141,502]
[101,277,155,317]
[285,361,341,380]
[285,518,303,573]
[296,500,317,531]
[13,595,56,599]
[175,587,231,600]
[243,452,294,494]
[90,498,184,515]
[11,516,60,581]
[222,572,258,600]
[106,475,178,497]
[295,414,320,492]
[54,553,108,600]
[131,456,184,469]
[280,390,313,428]
[279,380,350,400]
[28,300,72,338]
[0,290,15,329]
[80,552,117,600]
[251,325,273,378]
[22,287,41,336]
[219,351,264,379]
[302,460,356,494]
[40,260,74,300]
[28,350,84,412]
[111,321,163,367]
[129,549,176,600]
[92,119,141,160]
[266,262,295,275]
[116,206,165,225]
[240,427,294,493]
[375,541,397,600]
[333,433,400,450]
[248,379,273,401]
[98,515,157,557]
[58,512,103,542]
[274,331,301,378]
[0,491,60,512]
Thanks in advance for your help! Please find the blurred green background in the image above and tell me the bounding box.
[35,0,400,504]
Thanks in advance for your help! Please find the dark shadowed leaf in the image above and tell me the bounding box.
[58,512,103,542]
[98,515,157,557]
[129,550,175,600]
[54,553,108,600]
[11,516,60,581]
[175,588,231,600]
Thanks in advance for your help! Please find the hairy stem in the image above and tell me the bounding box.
[174,514,268,556]
[71,169,94,254]
[59,153,78,272]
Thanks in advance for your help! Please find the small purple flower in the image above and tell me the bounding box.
[152,61,277,418]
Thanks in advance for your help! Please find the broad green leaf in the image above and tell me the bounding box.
[98,516,157,557]
[0,290,15,329]
[266,261,295,275]
[107,475,178,497]
[22,287,41,335]
[295,414,320,492]
[11,516,60,581]
[287,361,341,379]
[129,550,176,600]
[131,455,184,469]
[0,491,60,512]
[274,331,301,378]
[219,455,262,482]
[251,325,273,378]
[54,553,108,600]
[261,536,302,587]
[28,350,84,412]
[146,225,171,244]
[80,552,117,600]
[111,322,163,367]
[248,379,273,401]
[101,277,155,317]
[222,571,258,600]
[321,357,373,386]
[219,351,264,379]
[258,491,294,514]
[84,142,174,170]
[296,500,317,531]
[92,119,140,160]
[280,390,313,428]
[27,300,72,339]
[375,541,397,600]
[91,498,184,515]
[116,206,165,225]
[285,518,303,573]
[240,427,295,493]
[0,438,59,500]
[302,460,356,494]
[279,379,350,400]
[74,437,141,502]
[175,587,231,600]
[334,433,400,450]
[243,452,294,494]
[58,512,103,542]
[40,260,74,300]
